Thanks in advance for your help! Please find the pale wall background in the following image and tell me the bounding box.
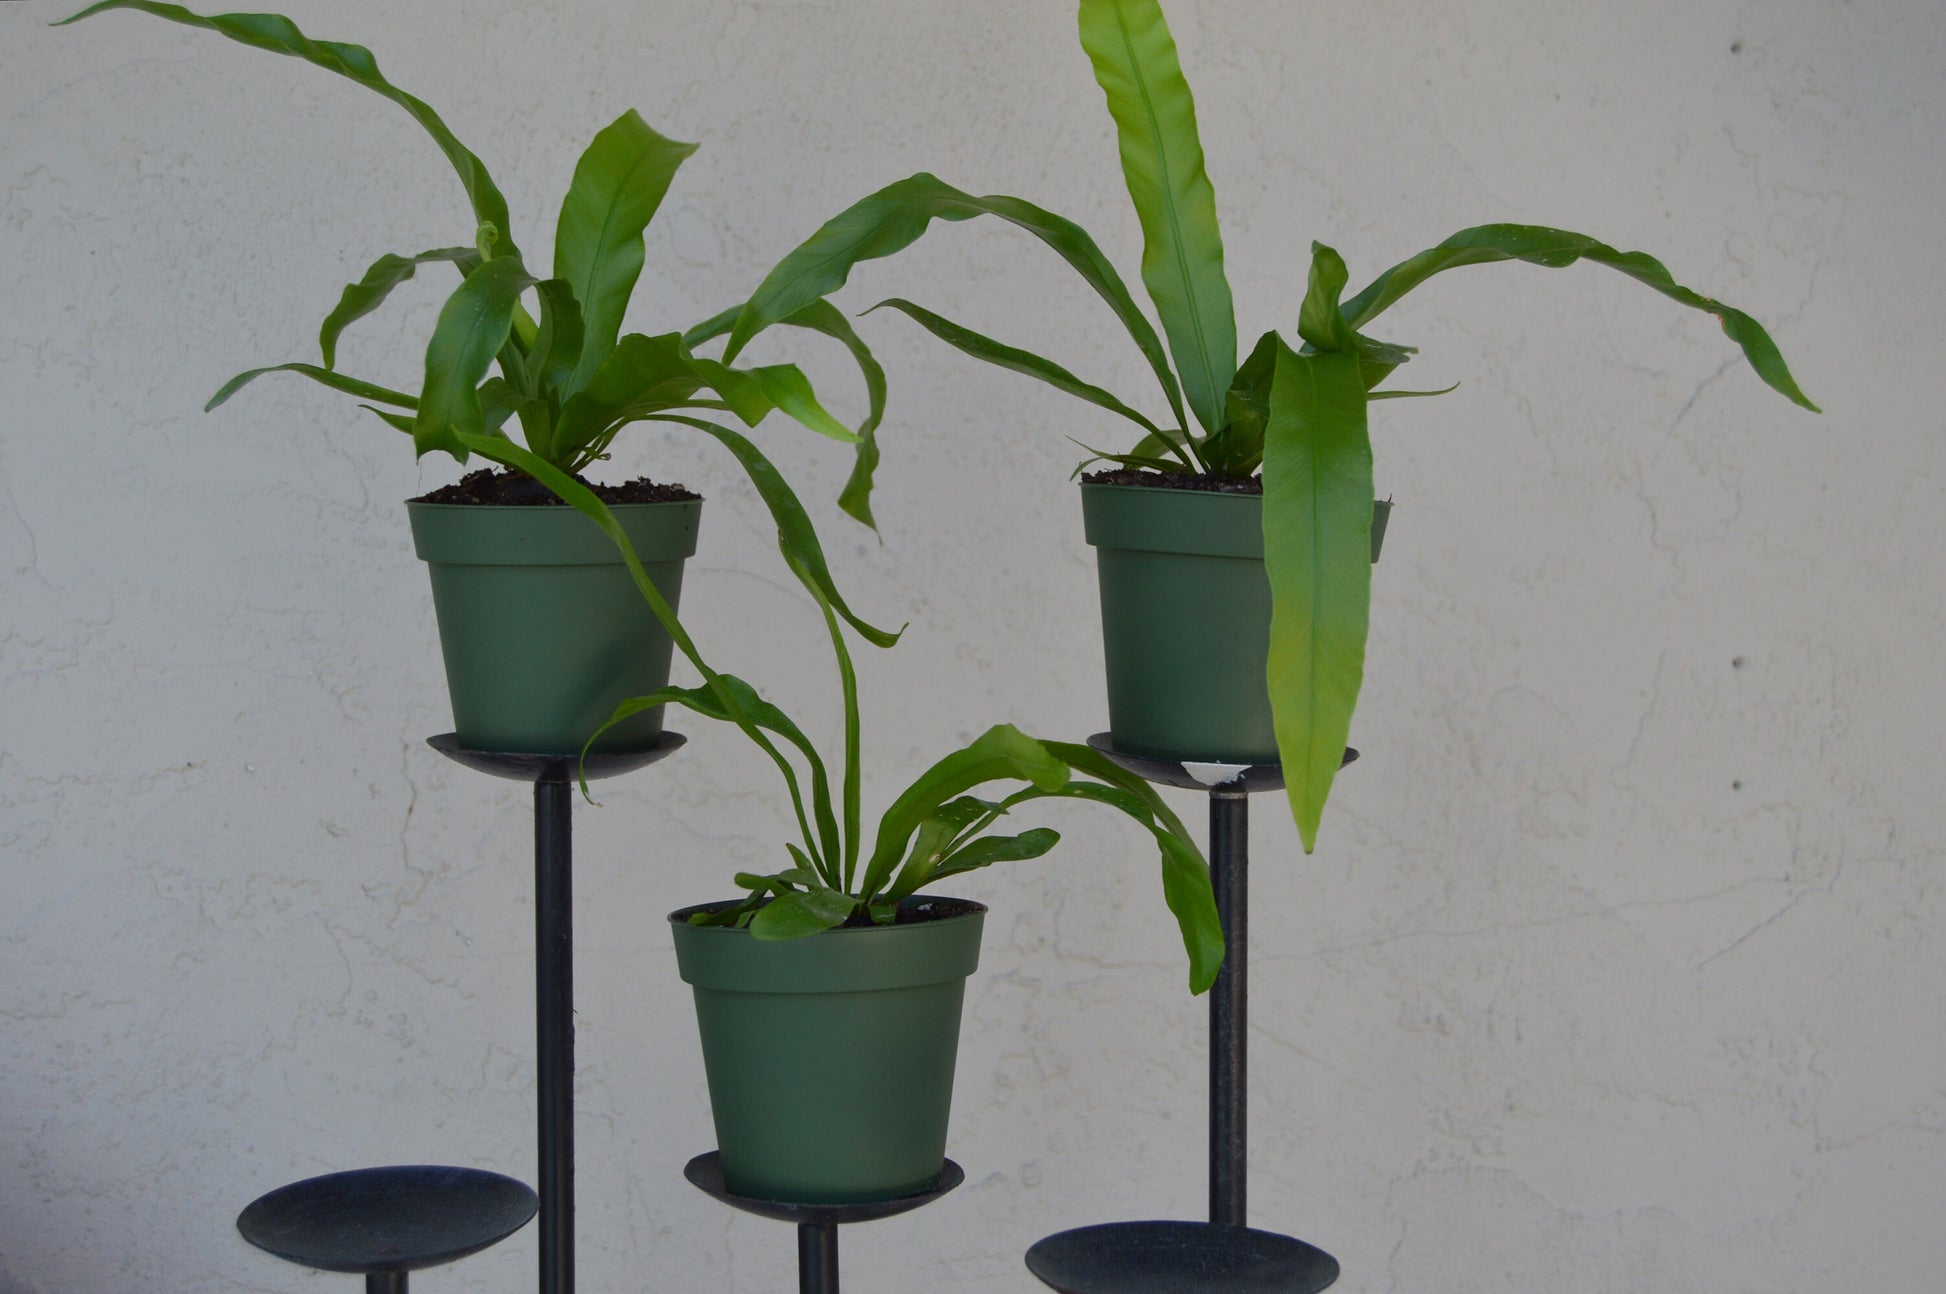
[2,1,1940,1290]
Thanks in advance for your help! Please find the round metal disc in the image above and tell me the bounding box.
[1027,1220,1338,1294]
[683,1152,964,1225]
[1085,734,1357,794]
[426,730,685,784]
[236,1165,537,1275]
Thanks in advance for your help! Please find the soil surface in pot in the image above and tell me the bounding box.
[1082,468,1261,495]
[683,895,985,929]
[413,468,701,506]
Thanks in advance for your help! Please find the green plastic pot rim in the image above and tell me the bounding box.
[669,896,986,995]
[407,496,702,567]
[1080,482,1391,563]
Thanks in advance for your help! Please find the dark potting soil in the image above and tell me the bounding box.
[412,468,701,506]
[1081,467,1261,495]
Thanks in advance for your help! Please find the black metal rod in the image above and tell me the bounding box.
[1209,789,1249,1228]
[535,776,575,1294]
[366,1272,406,1294]
[798,1221,839,1294]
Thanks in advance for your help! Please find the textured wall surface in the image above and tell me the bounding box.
[3,1,1939,1290]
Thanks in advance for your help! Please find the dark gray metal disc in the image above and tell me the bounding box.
[683,1152,964,1225]
[236,1165,537,1275]
[1027,1220,1338,1294]
[427,730,685,784]
[1084,733,1356,794]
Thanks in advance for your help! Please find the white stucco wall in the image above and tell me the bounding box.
[3,0,1940,1289]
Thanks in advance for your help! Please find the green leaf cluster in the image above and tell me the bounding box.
[568,495,1225,994]
[728,0,1819,852]
[61,1,879,500]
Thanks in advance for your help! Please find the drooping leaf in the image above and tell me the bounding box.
[686,299,890,529]
[579,675,838,881]
[205,362,417,413]
[1036,741,1221,993]
[1263,317,1373,853]
[60,2,518,258]
[723,172,1187,431]
[553,110,697,395]
[1339,223,1819,411]
[865,298,1183,453]
[316,246,475,369]
[1078,0,1237,434]
[860,725,1070,900]
[452,435,818,875]
[413,254,536,459]
[649,415,902,649]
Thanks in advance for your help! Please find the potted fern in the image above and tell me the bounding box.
[63,1,892,754]
[724,0,1819,848]
[480,430,1224,1203]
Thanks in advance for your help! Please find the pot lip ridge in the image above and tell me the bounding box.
[668,894,986,931]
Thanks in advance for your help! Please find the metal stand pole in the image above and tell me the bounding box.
[534,776,574,1294]
[798,1222,840,1294]
[1208,789,1249,1228]
[365,1273,407,1294]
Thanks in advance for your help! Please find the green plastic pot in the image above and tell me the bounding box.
[670,896,985,1204]
[1082,484,1388,764]
[407,498,701,755]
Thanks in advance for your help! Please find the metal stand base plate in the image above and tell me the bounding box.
[1026,1220,1338,1294]
[236,1165,537,1276]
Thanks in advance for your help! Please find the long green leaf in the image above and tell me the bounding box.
[1264,266,1373,853]
[1038,740,1221,993]
[686,299,890,529]
[647,415,901,648]
[860,725,1070,900]
[414,255,536,459]
[452,434,817,867]
[864,298,1180,451]
[748,365,861,443]
[315,246,475,370]
[59,2,518,259]
[554,110,697,395]
[580,679,838,881]
[723,172,1186,431]
[205,362,417,412]
[1339,223,1819,411]
[1078,0,1236,435]
[926,828,1062,885]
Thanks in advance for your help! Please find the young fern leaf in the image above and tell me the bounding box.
[554,110,698,396]
[1078,0,1237,435]
[414,255,537,459]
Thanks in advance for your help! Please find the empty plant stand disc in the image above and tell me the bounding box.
[1026,1220,1338,1294]
[235,1165,537,1276]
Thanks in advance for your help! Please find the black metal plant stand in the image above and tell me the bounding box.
[684,1152,965,1294]
[428,731,687,1294]
[1023,735,1350,1294]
